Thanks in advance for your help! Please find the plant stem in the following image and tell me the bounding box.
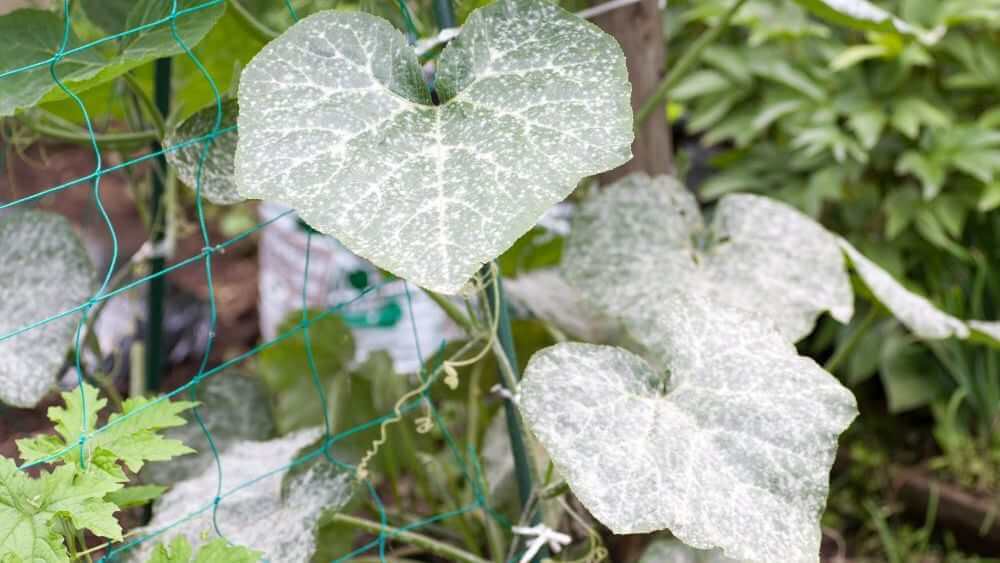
[23,113,157,150]
[329,514,491,563]
[425,288,477,334]
[635,0,749,127]
[122,72,166,139]
[228,0,280,42]
[824,306,880,373]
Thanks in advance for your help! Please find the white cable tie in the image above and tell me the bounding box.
[513,524,573,563]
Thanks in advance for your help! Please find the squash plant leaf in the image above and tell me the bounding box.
[563,173,853,343]
[236,0,633,294]
[968,320,1000,348]
[0,211,95,408]
[837,239,970,340]
[792,0,945,44]
[165,97,244,205]
[136,430,353,561]
[148,536,261,563]
[16,383,196,478]
[0,459,123,562]
[638,539,740,563]
[0,0,223,116]
[518,293,858,562]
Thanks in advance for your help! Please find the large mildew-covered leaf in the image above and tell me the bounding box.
[792,0,944,44]
[132,430,353,562]
[165,97,244,205]
[0,0,222,116]
[837,239,969,340]
[563,173,853,342]
[235,0,633,294]
[518,294,858,562]
[0,211,95,407]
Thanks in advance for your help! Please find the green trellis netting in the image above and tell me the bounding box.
[0,1,515,560]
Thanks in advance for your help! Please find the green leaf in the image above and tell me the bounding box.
[830,44,891,70]
[896,151,946,199]
[0,211,95,408]
[792,0,944,44]
[16,383,196,476]
[105,484,166,509]
[235,0,633,294]
[847,107,887,150]
[878,334,949,412]
[838,239,970,339]
[978,182,1000,212]
[148,536,260,563]
[79,0,134,34]
[749,59,825,101]
[891,97,951,139]
[0,459,124,562]
[134,431,353,561]
[0,0,223,116]
[518,298,857,562]
[165,97,243,205]
[563,174,854,343]
[671,70,732,101]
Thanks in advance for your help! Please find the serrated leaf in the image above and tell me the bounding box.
[0,459,123,562]
[563,174,853,342]
[0,1,223,116]
[17,383,196,476]
[134,430,352,562]
[518,293,858,562]
[792,0,944,44]
[165,97,243,205]
[235,0,633,294]
[0,211,95,408]
[105,484,166,509]
[838,239,969,339]
[148,536,260,563]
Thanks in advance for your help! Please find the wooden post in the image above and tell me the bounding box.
[592,0,673,181]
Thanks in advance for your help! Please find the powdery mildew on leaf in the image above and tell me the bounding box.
[838,239,969,340]
[639,539,743,563]
[505,269,615,342]
[132,430,352,563]
[235,0,633,293]
[563,173,853,342]
[0,211,95,407]
[165,97,244,205]
[793,0,943,44]
[518,293,857,562]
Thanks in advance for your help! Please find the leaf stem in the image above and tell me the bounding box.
[121,72,166,139]
[227,0,280,42]
[22,112,157,150]
[425,288,477,334]
[329,514,491,563]
[635,0,749,127]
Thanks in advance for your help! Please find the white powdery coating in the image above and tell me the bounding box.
[837,239,970,340]
[518,293,858,563]
[0,211,94,407]
[164,97,244,205]
[817,0,892,22]
[969,320,1000,346]
[132,429,352,562]
[235,0,633,294]
[563,173,854,342]
[505,268,614,342]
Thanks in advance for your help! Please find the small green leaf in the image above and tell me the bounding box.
[165,97,243,205]
[672,70,732,101]
[105,484,166,509]
[0,211,95,408]
[878,334,949,412]
[148,536,260,563]
[236,0,633,293]
[792,0,945,44]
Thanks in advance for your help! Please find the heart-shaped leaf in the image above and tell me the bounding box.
[165,97,243,205]
[0,1,222,116]
[563,173,853,342]
[837,239,969,340]
[134,430,353,562]
[235,0,633,293]
[518,293,858,562]
[0,211,95,408]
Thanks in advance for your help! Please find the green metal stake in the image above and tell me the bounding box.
[145,58,171,392]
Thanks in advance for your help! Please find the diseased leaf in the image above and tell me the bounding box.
[968,320,1000,347]
[505,269,615,342]
[792,0,944,44]
[0,1,223,116]
[236,0,633,293]
[165,97,243,205]
[518,293,857,562]
[563,173,853,342]
[0,459,123,562]
[639,539,741,563]
[133,430,353,562]
[837,239,970,340]
[0,211,95,407]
